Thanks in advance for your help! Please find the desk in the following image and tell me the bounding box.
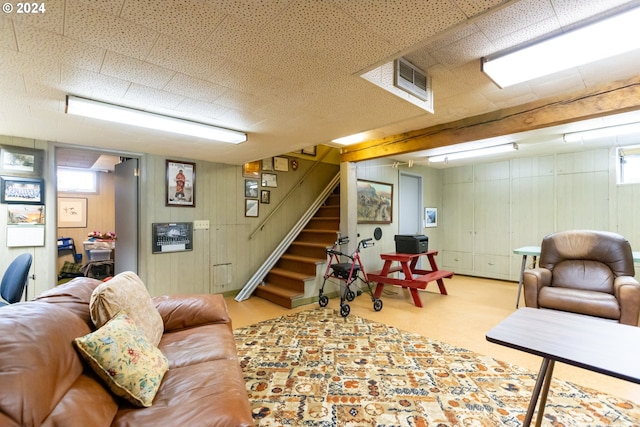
[486,308,640,427]
[514,247,640,308]
[368,250,453,307]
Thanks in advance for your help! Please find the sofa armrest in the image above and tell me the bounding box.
[614,276,640,326]
[153,294,231,332]
[522,268,552,308]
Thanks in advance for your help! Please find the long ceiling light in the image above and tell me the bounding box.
[428,143,518,163]
[481,6,640,88]
[563,122,640,143]
[66,96,247,144]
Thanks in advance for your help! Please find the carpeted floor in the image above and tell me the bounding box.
[234,308,640,426]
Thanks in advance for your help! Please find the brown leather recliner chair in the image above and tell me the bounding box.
[523,230,640,326]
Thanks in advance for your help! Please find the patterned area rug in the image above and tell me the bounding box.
[234,308,640,426]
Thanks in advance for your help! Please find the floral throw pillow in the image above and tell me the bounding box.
[74,311,169,407]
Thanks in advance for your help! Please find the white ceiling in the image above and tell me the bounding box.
[2,0,640,166]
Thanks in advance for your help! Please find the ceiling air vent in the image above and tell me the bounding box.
[394,57,431,102]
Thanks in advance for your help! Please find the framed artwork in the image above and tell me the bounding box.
[425,207,438,227]
[261,157,273,171]
[261,172,277,187]
[7,204,45,225]
[260,189,270,204]
[301,146,317,156]
[356,179,393,224]
[0,145,43,176]
[57,197,87,228]
[245,179,259,198]
[166,160,195,207]
[1,176,44,204]
[245,199,259,217]
[242,161,260,178]
[274,156,289,171]
[152,222,193,253]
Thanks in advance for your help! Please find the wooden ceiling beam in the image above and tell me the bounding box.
[340,75,640,163]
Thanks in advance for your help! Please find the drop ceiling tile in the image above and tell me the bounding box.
[1,48,61,84]
[174,98,230,120]
[65,0,158,59]
[123,84,186,110]
[551,0,637,27]
[333,0,468,48]
[101,51,175,89]
[204,59,280,95]
[0,16,16,50]
[121,0,225,46]
[147,36,222,79]
[14,22,104,72]
[73,0,125,16]
[164,74,227,103]
[61,65,130,100]
[475,0,555,41]
[579,49,640,86]
[452,0,510,17]
[487,15,559,51]
[431,31,494,68]
[205,0,290,27]
[4,1,64,33]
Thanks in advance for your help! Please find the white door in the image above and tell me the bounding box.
[114,158,139,274]
[399,173,423,235]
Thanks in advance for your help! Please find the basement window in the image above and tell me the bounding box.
[617,145,640,184]
[57,168,98,193]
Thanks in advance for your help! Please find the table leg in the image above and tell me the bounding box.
[524,358,555,427]
[409,288,423,308]
[516,255,527,308]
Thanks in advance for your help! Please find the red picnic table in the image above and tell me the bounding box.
[367,250,454,307]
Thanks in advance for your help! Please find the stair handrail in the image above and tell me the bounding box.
[235,172,340,301]
[248,148,333,240]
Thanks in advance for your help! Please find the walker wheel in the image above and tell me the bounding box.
[319,295,329,307]
[373,298,383,312]
[345,290,356,301]
[340,304,350,317]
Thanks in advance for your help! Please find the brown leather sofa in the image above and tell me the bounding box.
[0,277,254,426]
[523,230,640,326]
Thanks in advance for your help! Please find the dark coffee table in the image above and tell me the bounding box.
[486,308,640,426]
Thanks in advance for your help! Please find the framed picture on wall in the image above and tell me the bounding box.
[245,199,259,217]
[166,160,195,207]
[152,222,193,253]
[1,176,44,204]
[244,179,258,198]
[356,179,393,224]
[58,197,87,228]
[425,207,437,227]
[7,204,45,225]
[260,189,270,204]
[261,173,277,187]
[0,145,43,177]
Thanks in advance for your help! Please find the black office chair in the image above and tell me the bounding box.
[0,253,32,307]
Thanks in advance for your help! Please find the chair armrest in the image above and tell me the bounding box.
[614,276,640,326]
[153,294,231,332]
[522,268,552,308]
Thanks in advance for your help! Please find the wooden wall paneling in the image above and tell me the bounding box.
[556,171,609,231]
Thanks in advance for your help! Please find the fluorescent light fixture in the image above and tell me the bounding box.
[563,122,640,142]
[66,95,247,144]
[481,6,640,88]
[331,132,369,145]
[428,143,518,163]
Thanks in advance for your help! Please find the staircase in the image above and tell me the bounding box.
[254,188,340,308]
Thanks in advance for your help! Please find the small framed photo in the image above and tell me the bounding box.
[166,160,195,207]
[1,176,44,204]
[261,157,274,171]
[301,146,317,156]
[152,222,193,254]
[242,161,261,178]
[245,179,258,198]
[58,197,87,228]
[260,190,270,204]
[261,173,277,188]
[7,204,45,225]
[425,207,437,227]
[274,156,289,171]
[0,145,43,176]
[245,199,259,217]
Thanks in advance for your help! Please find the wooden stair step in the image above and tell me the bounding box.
[280,253,325,264]
[268,267,313,281]
[254,284,303,308]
